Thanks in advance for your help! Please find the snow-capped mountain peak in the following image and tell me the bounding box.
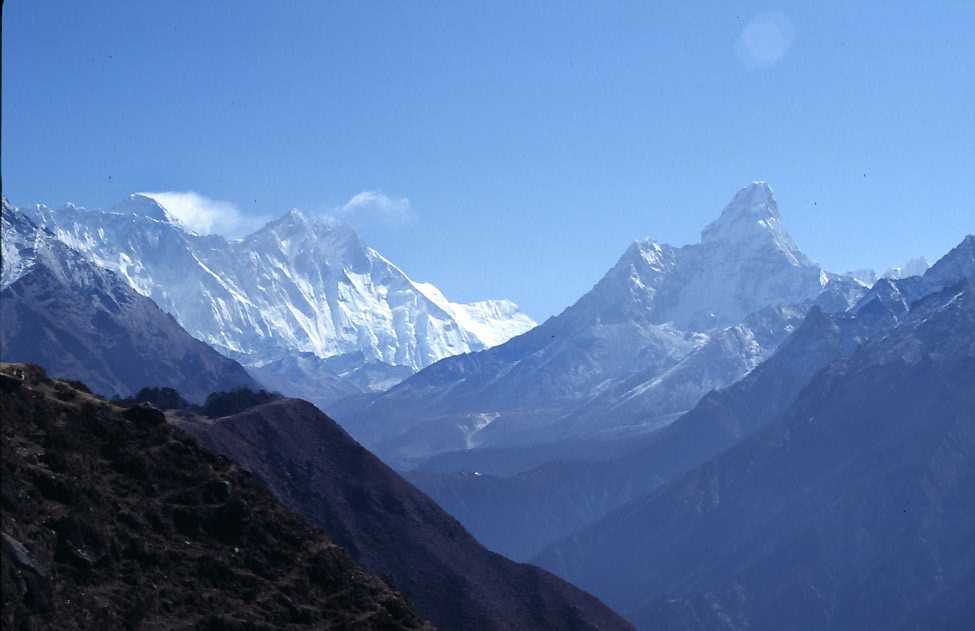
[11,196,536,372]
[701,181,807,266]
[113,193,178,223]
[883,256,930,280]
[335,182,848,461]
[411,281,536,348]
[245,209,368,267]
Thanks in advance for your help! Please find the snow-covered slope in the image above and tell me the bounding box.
[333,183,864,464]
[412,282,536,348]
[847,256,931,287]
[535,276,975,630]
[247,351,415,410]
[410,233,975,564]
[17,196,535,372]
[558,302,809,438]
[1,201,258,400]
[2,197,95,289]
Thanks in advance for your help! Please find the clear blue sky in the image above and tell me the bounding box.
[3,1,973,319]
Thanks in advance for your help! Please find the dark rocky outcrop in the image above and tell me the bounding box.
[0,363,432,631]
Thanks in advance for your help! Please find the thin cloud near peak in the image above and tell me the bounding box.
[338,190,416,226]
[139,191,268,238]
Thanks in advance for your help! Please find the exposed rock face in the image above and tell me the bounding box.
[173,398,634,631]
[0,363,432,631]
[1,207,258,402]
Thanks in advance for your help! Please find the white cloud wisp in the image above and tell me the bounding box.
[139,191,267,238]
[338,190,415,227]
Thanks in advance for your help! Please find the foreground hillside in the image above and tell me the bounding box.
[0,363,431,630]
[174,398,633,631]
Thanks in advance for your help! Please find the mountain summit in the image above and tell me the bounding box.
[111,193,176,223]
[16,197,536,378]
[0,205,257,400]
[333,183,860,463]
[700,182,807,265]
[535,276,975,631]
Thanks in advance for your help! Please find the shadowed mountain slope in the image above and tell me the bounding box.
[407,235,975,562]
[1,206,258,402]
[333,182,865,465]
[0,363,432,631]
[18,196,534,371]
[173,398,633,631]
[535,281,975,630]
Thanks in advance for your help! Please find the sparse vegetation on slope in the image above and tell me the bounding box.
[0,363,433,631]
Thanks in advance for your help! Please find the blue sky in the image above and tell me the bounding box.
[3,1,973,319]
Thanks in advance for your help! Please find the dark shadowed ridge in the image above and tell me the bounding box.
[407,278,899,561]
[0,363,432,630]
[173,398,634,631]
[534,281,975,630]
[1,206,258,402]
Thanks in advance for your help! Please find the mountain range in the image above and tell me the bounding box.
[332,182,868,465]
[3,180,972,631]
[16,194,534,398]
[407,233,975,562]
[1,203,258,401]
[847,256,931,286]
[535,276,975,630]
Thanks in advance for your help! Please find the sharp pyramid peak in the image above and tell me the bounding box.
[728,180,777,209]
[701,182,780,242]
[699,181,809,265]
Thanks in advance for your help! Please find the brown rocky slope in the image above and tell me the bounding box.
[0,363,432,631]
[174,398,634,631]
